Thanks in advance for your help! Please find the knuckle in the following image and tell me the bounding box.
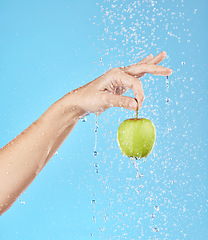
[124,98,129,107]
[139,93,145,102]
[110,67,121,74]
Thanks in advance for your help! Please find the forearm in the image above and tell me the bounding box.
[0,92,83,215]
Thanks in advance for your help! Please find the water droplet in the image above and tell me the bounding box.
[151,213,156,218]
[93,116,98,156]
[140,173,144,178]
[94,125,98,133]
[135,188,140,194]
[136,172,144,179]
[181,61,185,65]
[93,151,98,156]
[136,172,140,179]
[55,151,58,155]
[18,199,25,205]
[91,200,96,204]
[95,169,99,173]
[154,206,159,211]
[92,216,96,222]
[81,117,87,122]
[168,128,171,133]
[153,227,159,232]
[6,171,9,175]
[166,98,170,103]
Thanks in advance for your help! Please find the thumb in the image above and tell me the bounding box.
[105,93,138,111]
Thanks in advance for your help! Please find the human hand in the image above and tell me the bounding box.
[68,51,172,116]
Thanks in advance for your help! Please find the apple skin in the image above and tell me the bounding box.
[117,118,156,159]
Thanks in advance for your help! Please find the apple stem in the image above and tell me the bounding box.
[136,107,138,119]
[135,98,139,119]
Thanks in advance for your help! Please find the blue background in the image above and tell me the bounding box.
[0,0,207,239]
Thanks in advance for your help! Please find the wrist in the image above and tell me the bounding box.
[49,92,86,127]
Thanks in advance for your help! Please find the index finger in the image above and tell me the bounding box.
[123,54,153,72]
[124,63,172,77]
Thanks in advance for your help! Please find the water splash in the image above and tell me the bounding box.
[166,75,169,91]
[130,158,144,179]
[93,115,99,157]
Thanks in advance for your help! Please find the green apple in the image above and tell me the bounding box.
[117,118,156,159]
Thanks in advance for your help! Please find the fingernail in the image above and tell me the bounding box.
[168,69,173,75]
[129,100,137,110]
[162,51,167,56]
